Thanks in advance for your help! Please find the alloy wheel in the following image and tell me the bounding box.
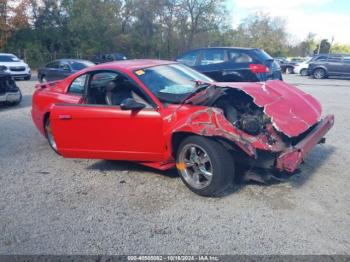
[178,144,213,190]
[314,69,325,79]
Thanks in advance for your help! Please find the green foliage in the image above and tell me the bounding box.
[331,43,350,54]
[5,0,333,67]
[314,39,331,54]
[230,12,288,57]
[3,0,233,67]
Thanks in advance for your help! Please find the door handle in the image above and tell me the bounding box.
[58,114,72,120]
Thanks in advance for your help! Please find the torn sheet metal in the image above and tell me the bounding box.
[212,80,322,137]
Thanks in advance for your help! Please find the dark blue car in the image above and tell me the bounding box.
[176,47,282,82]
[38,59,95,83]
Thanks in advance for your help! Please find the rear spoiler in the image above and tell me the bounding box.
[35,81,58,89]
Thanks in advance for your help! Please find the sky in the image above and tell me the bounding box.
[226,0,350,45]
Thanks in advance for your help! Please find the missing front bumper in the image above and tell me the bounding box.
[276,115,335,173]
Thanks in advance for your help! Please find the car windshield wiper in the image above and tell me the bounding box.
[181,82,211,104]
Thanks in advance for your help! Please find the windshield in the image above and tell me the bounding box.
[0,55,20,62]
[69,61,94,70]
[134,63,213,103]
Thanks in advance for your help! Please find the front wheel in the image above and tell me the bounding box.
[313,68,326,79]
[300,69,308,76]
[176,136,235,197]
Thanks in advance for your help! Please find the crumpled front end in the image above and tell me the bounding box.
[177,80,334,174]
[276,115,334,172]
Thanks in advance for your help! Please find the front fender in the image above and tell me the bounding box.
[168,107,257,157]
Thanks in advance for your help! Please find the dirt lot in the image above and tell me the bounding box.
[0,74,349,255]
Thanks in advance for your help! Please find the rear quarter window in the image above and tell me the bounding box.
[251,49,273,61]
[199,49,225,65]
[327,56,342,62]
[228,51,253,63]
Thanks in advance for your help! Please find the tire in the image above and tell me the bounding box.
[313,68,326,79]
[24,75,31,81]
[4,89,22,106]
[176,136,235,197]
[285,67,293,74]
[300,69,308,76]
[44,117,59,154]
[41,76,47,83]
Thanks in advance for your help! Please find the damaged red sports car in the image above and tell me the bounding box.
[31,60,334,196]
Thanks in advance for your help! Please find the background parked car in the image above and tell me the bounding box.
[38,59,95,82]
[308,54,350,79]
[294,55,332,76]
[276,57,307,74]
[293,58,312,76]
[176,47,282,82]
[0,53,31,80]
[92,53,127,64]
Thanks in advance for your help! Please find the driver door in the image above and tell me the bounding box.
[50,71,165,161]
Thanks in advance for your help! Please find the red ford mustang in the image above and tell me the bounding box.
[32,59,334,196]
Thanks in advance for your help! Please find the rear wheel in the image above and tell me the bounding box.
[44,117,59,154]
[176,136,235,197]
[313,68,326,79]
[300,69,308,76]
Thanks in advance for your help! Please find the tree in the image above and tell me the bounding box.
[314,39,331,54]
[0,0,30,49]
[231,12,288,56]
[178,0,227,49]
[330,43,350,54]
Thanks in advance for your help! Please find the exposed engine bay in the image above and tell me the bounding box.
[213,89,271,136]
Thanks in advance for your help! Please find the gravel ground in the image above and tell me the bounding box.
[0,74,349,255]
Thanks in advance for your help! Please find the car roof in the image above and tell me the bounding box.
[315,53,350,56]
[54,58,93,63]
[184,47,259,52]
[93,59,176,71]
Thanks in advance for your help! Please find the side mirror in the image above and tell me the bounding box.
[120,98,145,111]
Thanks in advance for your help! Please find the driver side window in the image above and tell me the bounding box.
[86,71,152,108]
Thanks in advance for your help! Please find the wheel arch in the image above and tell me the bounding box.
[43,111,50,137]
[168,107,257,159]
[312,66,328,75]
[171,131,252,160]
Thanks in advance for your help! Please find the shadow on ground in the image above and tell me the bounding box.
[87,160,178,178]
[86,144,336,197]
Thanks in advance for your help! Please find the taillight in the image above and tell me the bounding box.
[249,64,269,73]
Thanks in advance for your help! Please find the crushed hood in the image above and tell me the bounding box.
[212,80,322,137]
